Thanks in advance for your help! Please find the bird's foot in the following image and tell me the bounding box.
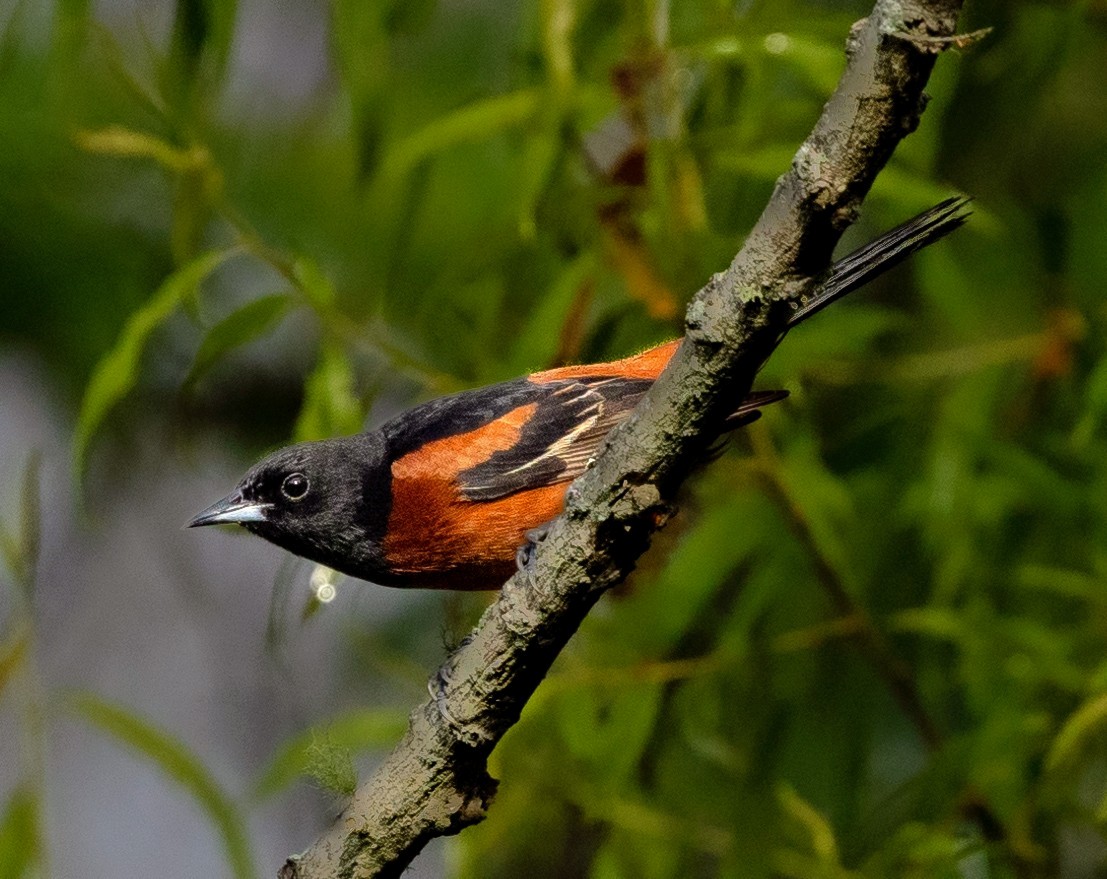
[515,520,555,574]
[431,638,469,736]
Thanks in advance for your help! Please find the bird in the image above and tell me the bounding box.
[189,198,970,590]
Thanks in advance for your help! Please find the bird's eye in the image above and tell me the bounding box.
[281,473,310,501]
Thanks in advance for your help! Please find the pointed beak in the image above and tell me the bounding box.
[186,493,271,528]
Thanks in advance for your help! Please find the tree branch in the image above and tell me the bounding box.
[281,2,965,876]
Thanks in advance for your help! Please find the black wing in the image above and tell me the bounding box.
[457,379,788,502]
[382,376,541,459]
[382,368,786,505]
[458,375,654,502]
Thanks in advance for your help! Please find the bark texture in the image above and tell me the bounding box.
[282,2,965,875]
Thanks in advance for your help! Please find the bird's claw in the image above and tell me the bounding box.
[515,521,554,574]
[431,653,463,733]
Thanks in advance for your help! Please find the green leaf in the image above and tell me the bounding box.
[0,530,16,587]
[96,27,171,121]
[540,0,577,100]
[1015,564,1107,605]
[252,708,407,801]
[379,88,543,188]
[890,608,974,647]
[0,786,38,879]
[775,782,841,865]
[712,144,795,181]
[868,166,968,215]
[302,732,357,798]
[331,1,390,178]
[184,293,294,389]
[514,128,563,242]
[713,146,952,216]
[293,342,363,442]
[555,685,663,786]
[776,437,857,589]
[1,452,41,598]
[762,32,843,96]
[292,256,338,313]
[69,692,256,879]
[73,248,236,480]
[0,1,30,79]
[506,250,597,374]
[383,0,437,35]
[74,126,205,173]
[167,0,238,92]
[1073,356,1107,447]
[1044,691,1107,776]
[199,0,239,78]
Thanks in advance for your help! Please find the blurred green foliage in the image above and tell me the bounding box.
[69,691,257,879]
[3,0,1107,877]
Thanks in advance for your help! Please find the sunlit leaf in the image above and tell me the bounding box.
[170,163,222,275]
[891,607,974,646]
[540,0,576,98]
[1015,564,1107,604]
[775,782,841,865]
[74,126,204,173]
[69,692,256,879]
[76,126,220,271]
[252,708,408,801]
[1044,691,1107,776]
[73,249,236,480]
[184,293,294,389]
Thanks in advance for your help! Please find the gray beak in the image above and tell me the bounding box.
[187,493,271,528]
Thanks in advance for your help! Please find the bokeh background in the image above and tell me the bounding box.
[2,0,1107,876]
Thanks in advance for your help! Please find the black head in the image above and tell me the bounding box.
[188,433,393,582]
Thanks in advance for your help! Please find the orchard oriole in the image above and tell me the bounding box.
[189,198,970,589]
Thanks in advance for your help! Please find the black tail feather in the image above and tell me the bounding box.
[786,196,972,328]
[724,389,790,428]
